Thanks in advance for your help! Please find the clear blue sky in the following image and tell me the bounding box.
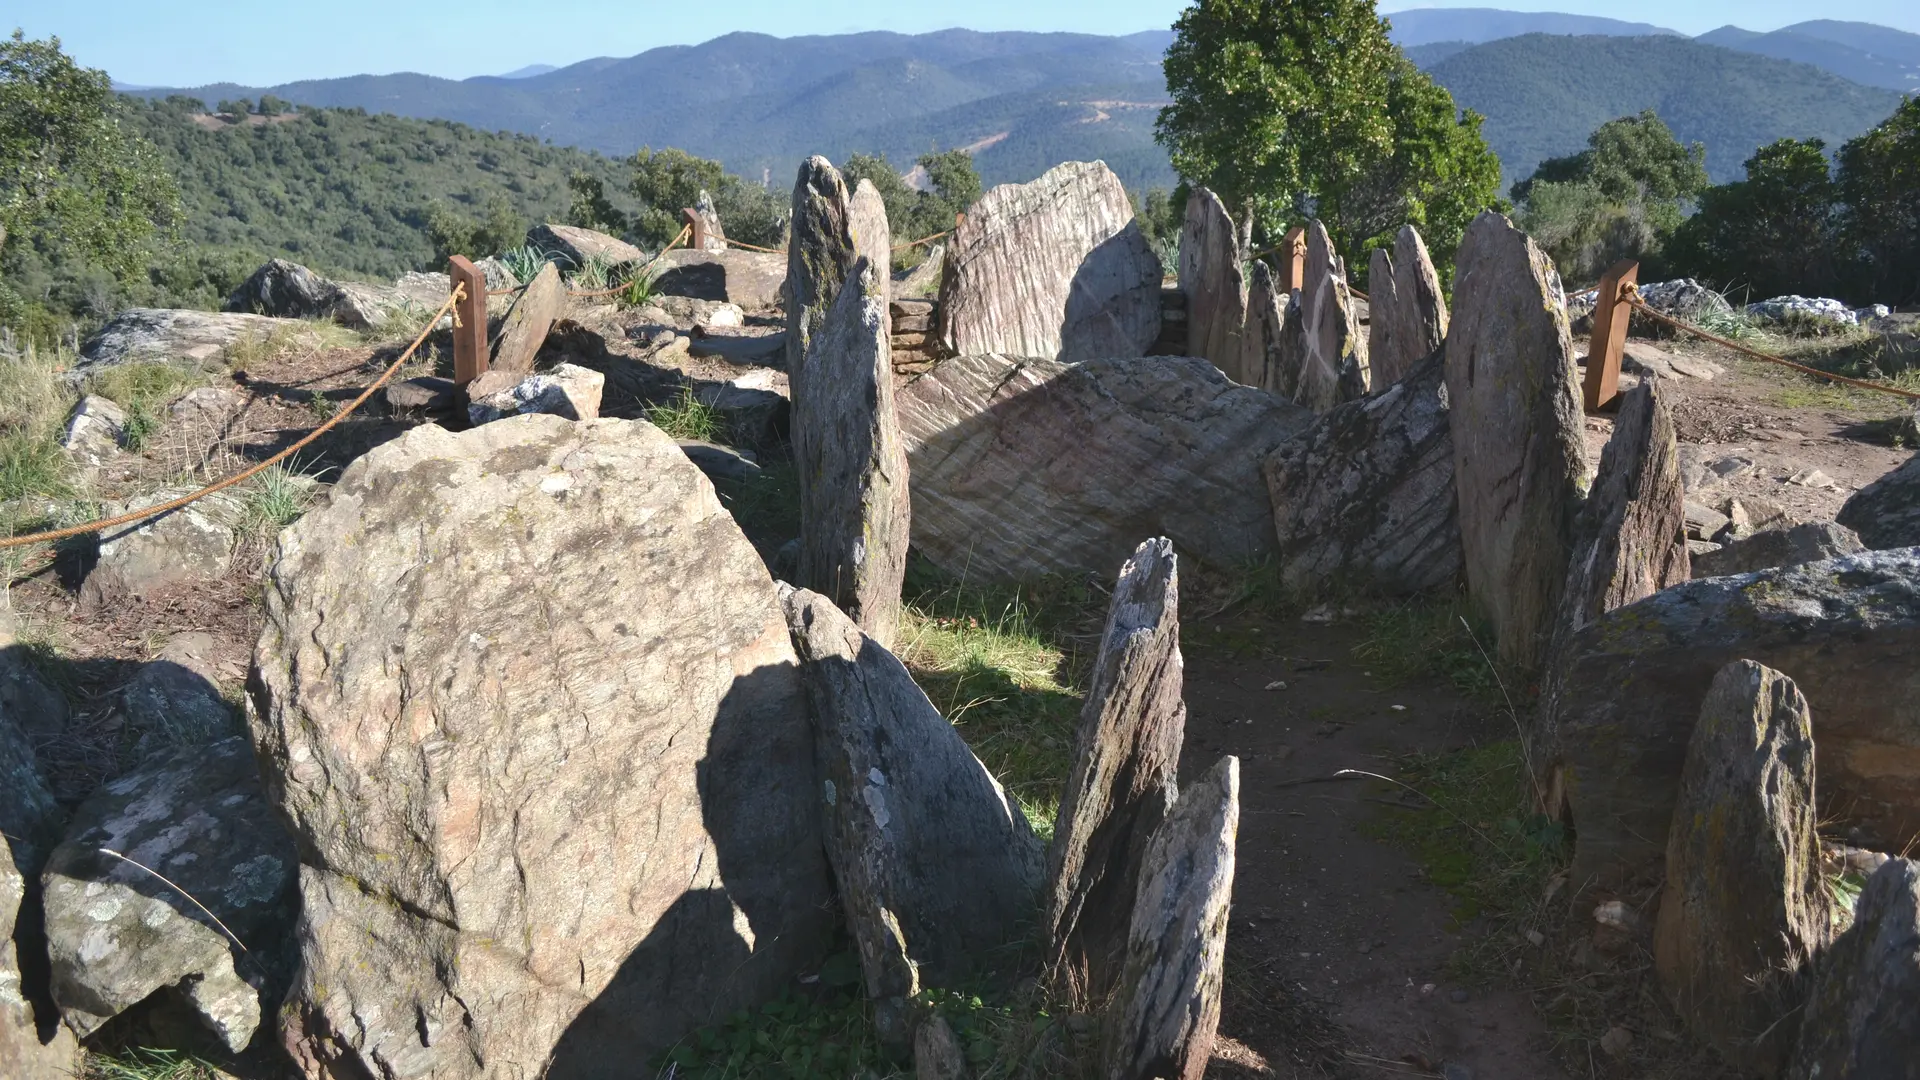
[7,0,1917,88]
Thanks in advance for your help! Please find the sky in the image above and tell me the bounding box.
[6,0,1918,88]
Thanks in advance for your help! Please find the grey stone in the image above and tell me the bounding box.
[1693,522,1866,578]
[466,362,604,425]
[895,243,945,299]
[1686,500,1733,541]
[526,223,645,268]
[0,675,63,876]
[167,386,244,428]
[914,1013,970,1080]
[60,395,128,466]
[76,309,300,376]
[1236,261,1295,396]
[42,736,298,1051]
[225,259,404,330]
[691,189,727,253]
[253,414,833,1077]
[1747,295,1857,327]
[1723,496,1790,540]
[656,248,789,310]
[489,261,565,377]
[1366,225,1448,389]
[676,440,761,483]
[80,489,243,605]
[689,329,786,368]
[392,271,452,307]
[1787,857,1920,1079]
[1302,220,1369,404]
[1838,452,1920,550]
[895,353,1315,583]
[121,631,236,748]
[849,179,891,313]
[2,830,81,1080]
[1179,186,1247,379]
[785,157,857,377]
[384,376,456,413]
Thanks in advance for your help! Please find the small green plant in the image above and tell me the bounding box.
[1687,306,1760,342]
[84,1047,225,1080]
[1,344,79,502]
[566,252,619,293]
[1353,593,1500,700]
[241,464,315,536]
[643,387,726,442]
[616,260,664,309]
[307,390,339,422]
[656,987,889,1078]
[497,245,563,285]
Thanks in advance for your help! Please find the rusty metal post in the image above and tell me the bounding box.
[447,256,488,387]
[1584,260,1639,412]
[1280,226,1307,292]
[682,207,707,252]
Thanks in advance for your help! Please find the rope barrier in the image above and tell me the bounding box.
[636,226,952,260]
[1621,283,1920,403]
[0,287,466,551]
[717,237,785,255]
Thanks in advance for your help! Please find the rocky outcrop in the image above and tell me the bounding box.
[1444,211,1588,672]
[656,248,788,311]
[59,395,127,468]
[793,259,910,648]
[1104,755,1238,1080]
[75,309,298,376]
[80,489,243,605]
[786,157,858,375]
[939,161,1160,364]
[41,736,298,1051]
[489,261,565,377]
[2,831,80,1080]
[1837,452,1920,550]
[896,353,1316,582]
[1179,186,1247,379]
[1694,521,1866,578]
[1542,549,1920,893]
[1044,539,1184,1000]
[1262,351,1461,595]
[466,362,604,425]
[782,585,1043,1041]
[526,222,645,268]
[224,258,400,329]
[1366,225,1448,389]
[1788,857,1920,1079]
[251,414,834,1077]
[1654,661,1827,1078]
[1301,221,1369,403]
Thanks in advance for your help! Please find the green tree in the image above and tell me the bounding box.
[426,192,524,264]
[216,98,252,118]
[1837,97,1920,306]
[564,171,627,237]
[256,94,290,118]
[917,149,981,213]
[1667,138,1838,300]
[628,146,785,250]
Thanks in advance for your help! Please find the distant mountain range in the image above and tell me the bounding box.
[1696,20,1920,90]
[1383,7,1680,45]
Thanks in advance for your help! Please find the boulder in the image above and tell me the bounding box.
[0,680,63,876]
[1541,549,1920,893]
[1301,221,1369,403]
[941,160,1161,364]
[896,353,1316,582]
[1,639,66,752]
[914,1014,969,1080]
[224,258,400,329]
[792,259,910,648]
[41,736,298,1051]
[1366,225,1449,389]
[385,376,457,414]
[1788,857,1920,1079]
[489,261,565,377]
[656,248,789,310]
[251,414,833,1077]
[1178,186,1247,379]
[1747,295,1857,328]
[1654,661,1828,1078]
[75,309,298,377]
[781,585,1043,1041]
[692,368,790,451]
[167,386,244,428]
[1723,495,1791,541]
[1262,350,1461,596]
[1103,755,1238,1080]
[466,362,605,425]
[120,632,236,748]
[1632,279,1733,336]
[1837,452,1920,550]
[526,222,645,268]
[849,179,891,312]
[1044,539,1184,1001]
[786,157,858,376]
[1694,521,1866,578]
[1444,211,1588,671]
[60,395,128,467]
[2,831,81,1080]
[393,271,452,307]
[80,489,244,605]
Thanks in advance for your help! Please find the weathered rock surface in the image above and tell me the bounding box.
[1694,521,1866,578]
[691,190,727,252]
[385,376,457,414]
[896,353,1315,582]
[792,259,909,648]
[1301,221,1369,403]
[1788,857,1920,1079]
[786,157,858,376]
[1179,186,1247,379]
[896,243,945,299]
[76,309,298,376]
[1,636,66,754]
[849,179,892,312]
[42,736,298,1051]
[1044,539,1184,1000]
[224,258,400,329]
[466,362,604,425]
[656,248,788,310]
[1654,661,1827,1078]
[80,489,243,605]
[1262,351,1461,595]
[1542,548,1920,893]
[677,440,760,483]
[940,160,1160,364]
[1366,225,1449,389]
[252,414,835,1077]
[489,261,565,377]
[914,1014,970,1080]
[782,585,1043,1040]
[1237,261,1297,397]
[1837,452,1920,550]
[1444,211,1588,671]
[2,830,81,1080]
[526,222,645,268]
[121,631,235,748]
[1104,755,1237,1080]
[0,677,63,875]
[60,395,127,467]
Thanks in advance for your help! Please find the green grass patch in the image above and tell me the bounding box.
[83,1047,226,1080]
[1352,592,1502,701]
[239,464,317,537]
[0,346,80,504]
[645,387,728,443]
[83,362,207,453]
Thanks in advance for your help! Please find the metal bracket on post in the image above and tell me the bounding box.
[1584,259,1639,412]
[682,207,707,252]
[1280,226,1307,293]
[448,256,488,388]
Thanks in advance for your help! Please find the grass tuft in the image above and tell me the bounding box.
[0,344,80,504]
[1352,592,1501,701]
[84,1047,226,1080]
[239,464,316,537]
[644,387,727,443]
[83,362,206,454]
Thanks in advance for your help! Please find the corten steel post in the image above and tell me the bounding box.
[683,207,707,252]
[1279,226,1307,292]
[1584,260,1639,412]
[448,256,488,387]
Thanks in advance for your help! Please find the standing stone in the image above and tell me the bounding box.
[896,354,1316,582]
[1044,539,1184,1001]
[1837,452,1920,550]
[792,258,910,649]
[781,586,1043,1041]
[1263,351,1462,595]
[1654,661,1828,1078]
[849,179,892,312]
[1301,221,1369,403]
[1104,756,1237,1080]
[1367,225,1449,389]
[786,157,857,375]
[1788,857,1920,1079]
[1444,211,1588,672]
[1237,261,1284,393]
[41,737,298,1052]
[692,190,727,252]
[940,161,1160,364]
[3,832,80,1080]
[1179,187,1247,379]
[489,261,565,377]
[252,415,834,1078]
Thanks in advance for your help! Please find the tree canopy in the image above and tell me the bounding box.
[841,148,983,267]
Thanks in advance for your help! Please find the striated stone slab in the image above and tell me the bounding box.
[489,261,565,377]
[1367,225,1449,389]
[1179,186,1247,380]
[786,157,858,375]
[849,179,892,313]
[1302,221,1369,404]
[1788,857,1920,1079]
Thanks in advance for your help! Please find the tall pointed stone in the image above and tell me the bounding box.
[1301,221,1368,403]
[1179,187,1246,379]
[849,179,892,312]
[785,156,857,375]
[1238,262,1283,395]
[1788,857,1920,1079]
[1444,211,1588,672]
[793,258,910,649]
[1104,756,1237,1080]
[1655,661,1828,1078]
[1043,538,1184,1002]
[1368,225,1448,389]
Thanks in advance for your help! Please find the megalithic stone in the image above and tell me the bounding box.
[1368,225,1449,389]
[785,156,857,375]
[848,179,892,312]
[1302,220,1369,404]
[1787,857,1920,1080]
[1178,187,1246,378]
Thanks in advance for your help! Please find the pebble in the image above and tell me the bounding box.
[1449,988,1469,1004]
[1599,1025,1634,1058]
[1264,680,1288,691]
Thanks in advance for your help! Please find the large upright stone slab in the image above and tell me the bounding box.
[1788,857,1920,1079]
[793,258,910,649]
[1444,211,1588,671]
[786,156,857,375]
[489,261,564,377]
[1367,225,1449,389]
[1044,539,1184,1001]
[251,414,834,1079]
[1837,452,1920,550]
[896,354,1316,582]
[781,586,1043,1040]
[1179,187,1247,380]
[849,179,892,312]
[1262,351,1461,595]
[1654,661,1828,1078]
[1237,261,1289,395]
[939,161,1161,364]
[1542,549,1920,894]
[1301,221,1369,403]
